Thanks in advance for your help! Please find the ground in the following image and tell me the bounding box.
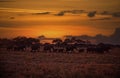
[0,48,120,78]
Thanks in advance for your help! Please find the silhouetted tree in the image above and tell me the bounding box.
[0,38,13,47]
[13,36,28,46]
[75,39,86,44]
[64,38,72,44]
[52,38,62,45]
[12,36,40,47]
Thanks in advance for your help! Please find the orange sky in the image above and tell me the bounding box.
[0,0,120,38]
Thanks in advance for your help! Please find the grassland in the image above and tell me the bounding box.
[0,48,120,78]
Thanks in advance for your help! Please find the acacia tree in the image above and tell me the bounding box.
[52,38,62,45]
[63,38,72,44]
[13,36,28,46]
[27,37,40,46]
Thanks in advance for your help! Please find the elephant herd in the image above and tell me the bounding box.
[5,42,112,54]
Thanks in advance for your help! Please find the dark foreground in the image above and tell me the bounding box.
[0,48,120,78]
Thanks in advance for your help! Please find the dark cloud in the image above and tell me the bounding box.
[112,12,120,17]
[32,12,50,15]
[0,21,43,27]
[90,17,111,21]
[99,11,120,18]
[63,10,85,14]
[109,28,120,44]
[54,10,96,17]
[0,0,14,2]
[87,11,97,17]
[65,28,120,44]
[55,10,120,18]
[55,10,85,16]
[9,17,15,19]
[100,11,111,15]
[55,11,65,16]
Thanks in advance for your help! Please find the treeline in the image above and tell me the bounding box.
[0,36,120,53]
[0,36,40,48]
[0,36,90,47]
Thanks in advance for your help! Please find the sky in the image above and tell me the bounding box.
[0,0,120,39]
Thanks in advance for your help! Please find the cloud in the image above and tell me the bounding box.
[100,11,111,15]
[0,21,43,28]
[87,11,97,17]
[9,17,15,19]
[63,10,85,14]
[65,28,120,44]
[54,10,120,19]
[99,11,120,18]
[112,12,120,17]
[90,17,111,21]
[54,10,96,17]
[109,28,120,44]
[55,10,120,18]
[55,10,85,16]
[32,12,50,15]
[0,0,14,2]
[55,11,65,16]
